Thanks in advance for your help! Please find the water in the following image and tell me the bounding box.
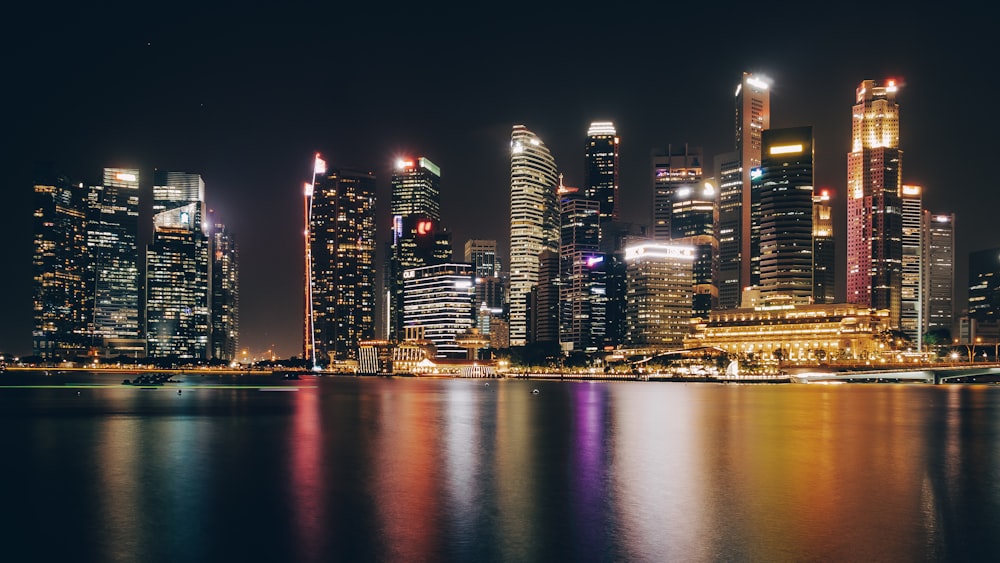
[3,373,999,562]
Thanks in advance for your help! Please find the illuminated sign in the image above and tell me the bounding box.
[180,211,190,225]
[304,182,313,196]
[586,255,604,268]
[749,167,763,179]
[933,215,951,223]
[901,185,921,195]
[403,270,415,279]
[313,154,326,175]
[116,172,137,182]
[624,244,695,261]
[769,144,803,155]
[416,220,433,236]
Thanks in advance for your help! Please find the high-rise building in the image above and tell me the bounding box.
[386,157,447,341]
[305,159,377,365]
[403,263,475,358]
[652,146,716,318]
[88,168,141,344]
[847,79,903,328]
[390,157,441,221]
[464,239,504,333]
[584,121,619,227]
[509,124,559,346]
[32,170,90,360]
[900,185,924,344]
[530,249,560,345]
[209,211,239,363]
[754,126,814,305]
[812,189,835,304]
[651,145,703,242]
[925,212,955,336]
[146,171,210,359]
[717,72,770,310]
[558,183,605,351]
[624,242,695,348]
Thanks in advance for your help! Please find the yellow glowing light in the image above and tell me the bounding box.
[769,144,803,155]
[901,185,921,196]
[116,172,137,182]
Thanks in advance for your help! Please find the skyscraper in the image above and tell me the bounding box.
[754,126,814,305]
[464,239,504,332]
[924,212,955,336]
[812,189,835,304]
[305,159,377,365]
[624,242,695,348]
[509,124,559,346]
[968,248,1000,326]
[652,145,716,318]
[900,185,923,344]
[146,171,210,359]
[88,168,141,345]
[403,263,475,358]
[717,72,770,309]
[387,157,447,341]
[32,169,89,360]
[584,121,619,226]
[558,183,605,351]
[209,211,239,363]
[847,79,903,328]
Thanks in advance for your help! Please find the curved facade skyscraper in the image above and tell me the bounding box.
[509,125,559,346]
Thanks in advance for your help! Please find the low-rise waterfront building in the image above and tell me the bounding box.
[685,303,891,362]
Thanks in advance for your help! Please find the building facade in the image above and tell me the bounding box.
[924,212,955,335]
[846,79,903,328]
[403,263,475,358]
[145,171,210,359]
[558,184,605,351]
[88,168,141,344]
[32,170,90,360]
[307,164,377,365]
[624,242,695,348]
[812,189,835,304]
[509,124,559,346]
[718,72,770,310]
[900,184,923,344]
[584,121,620,227]
[209,212,239,362]
[753,126,814,306]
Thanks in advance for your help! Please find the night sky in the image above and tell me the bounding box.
[2,4,995,359]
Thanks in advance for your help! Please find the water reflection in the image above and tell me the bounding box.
[5,378,1000,561]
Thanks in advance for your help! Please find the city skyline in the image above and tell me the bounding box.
[4,5,996,358]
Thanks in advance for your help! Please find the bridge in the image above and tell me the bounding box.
[790,366,1000,384]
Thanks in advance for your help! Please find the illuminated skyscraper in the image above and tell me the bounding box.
[88,168,141,344]
[403,263,475,358]
[652,145,716,318]
[306,162,377,365]
[717,72,770,309]
[146,171,210,359]
[924,212,954,335]
[32,169,90,360]
[847,79,903,328]
[900,185,923,344]
[624,243,695,348]
[464,239,504,331]
[509,124,559,346]
[387,157,447,341]
[754,126,814,305]
[812,189,835,304]
[558,182,605,351]
[584,121,619,226]
[391,157,441,221]
[209,211,239,362]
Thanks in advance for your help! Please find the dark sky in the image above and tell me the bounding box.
[2,3,996,359]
